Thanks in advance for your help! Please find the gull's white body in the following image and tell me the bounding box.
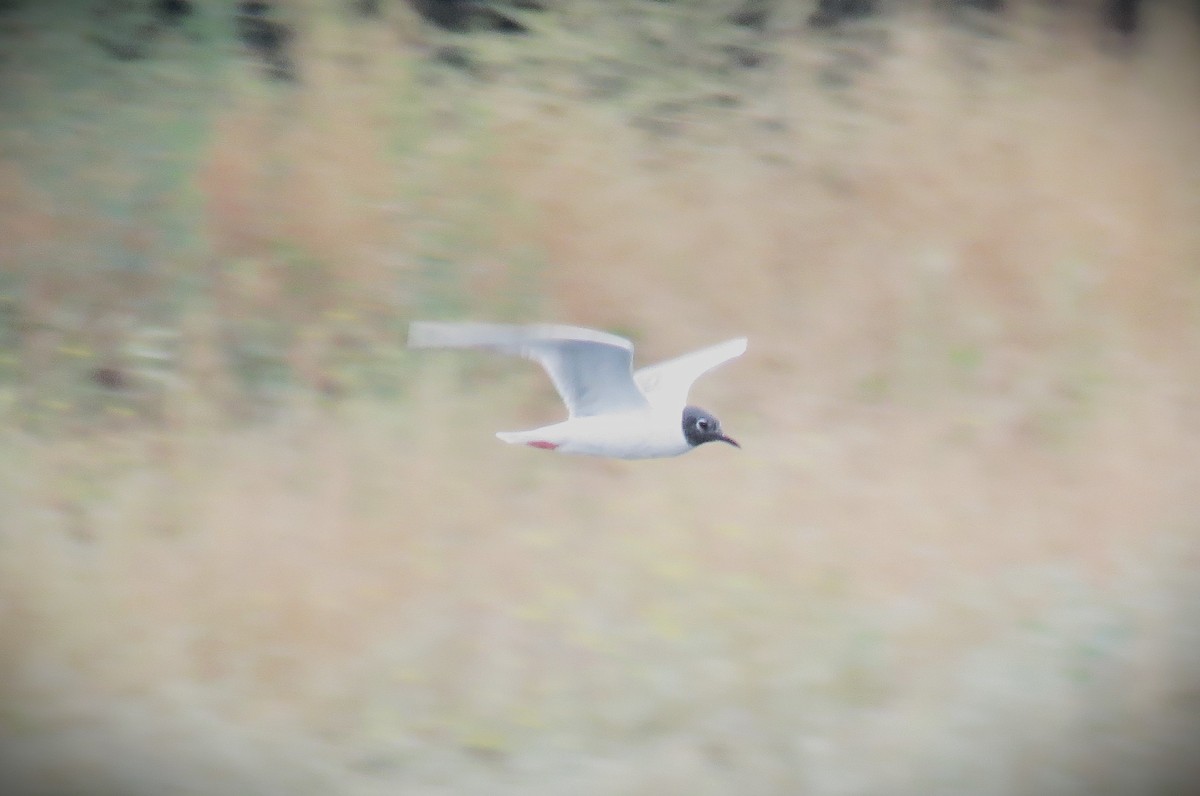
[408,322,747,460]
[495,409,694,459]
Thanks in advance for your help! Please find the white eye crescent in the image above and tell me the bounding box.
[697,418,710,431]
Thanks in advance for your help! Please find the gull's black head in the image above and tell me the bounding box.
[682,405,740,450]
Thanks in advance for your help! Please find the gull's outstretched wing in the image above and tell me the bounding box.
[634,337,747,411]
[408,322,650,418]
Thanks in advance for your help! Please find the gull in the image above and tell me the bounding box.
[408,322,747,459]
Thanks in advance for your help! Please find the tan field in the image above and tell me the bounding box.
[1,1,1199,794]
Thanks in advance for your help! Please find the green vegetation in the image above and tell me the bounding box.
[1,1,1198,794]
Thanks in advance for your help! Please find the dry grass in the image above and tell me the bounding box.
[2,1,1199,794]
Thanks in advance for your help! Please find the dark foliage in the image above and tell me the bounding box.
[410,0,530,34]
[1106,0,1139,36]
[236,0,296,81]
[155,0,192,25]
[808,0,875,29]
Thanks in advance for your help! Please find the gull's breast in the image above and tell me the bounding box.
[541,411,690,459]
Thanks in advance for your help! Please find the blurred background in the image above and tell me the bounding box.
[1,1,1199,794]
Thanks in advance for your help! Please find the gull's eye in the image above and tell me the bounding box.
[697,418,710,432]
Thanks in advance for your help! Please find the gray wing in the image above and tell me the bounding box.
[408,322,650,418]
[633,337,747,411]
